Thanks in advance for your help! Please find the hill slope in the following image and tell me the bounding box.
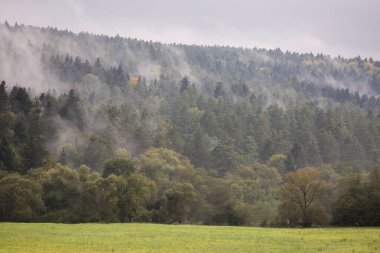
[1,22,380,226]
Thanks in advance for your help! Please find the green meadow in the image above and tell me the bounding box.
[0,223,379,253]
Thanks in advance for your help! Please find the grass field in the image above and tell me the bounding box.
[0,223,379,253]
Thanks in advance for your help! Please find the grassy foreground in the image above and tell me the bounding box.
[0,223,379,253]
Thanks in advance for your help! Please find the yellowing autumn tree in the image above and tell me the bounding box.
[278,167,327,227]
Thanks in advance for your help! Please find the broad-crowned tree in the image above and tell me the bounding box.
[279,167,327,227]
[0,174,45,221]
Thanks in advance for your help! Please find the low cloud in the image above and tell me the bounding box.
[0,0,379,59]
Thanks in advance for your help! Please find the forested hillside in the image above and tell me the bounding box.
[1,22,380,226]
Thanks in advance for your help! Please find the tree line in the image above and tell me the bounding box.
[1,148,379,227]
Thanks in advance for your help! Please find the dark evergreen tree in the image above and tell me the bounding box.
[318,130,340,163]
[23,107,47,169]
[259,139,274,163]
[59,89,85,130]
[211,140,240,174]
[0,137,21,172]
[13,121,27,145]
[0,81,14,140]
[180,76,189,92]
[59,148,67,165]
[214,82,226,98]
[9,86,33,115]
[285,143,305,172]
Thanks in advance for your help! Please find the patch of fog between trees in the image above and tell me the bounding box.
[0,23,203,93]
[0,25,145,162]
[46,117,137,161]
[298,72,374,97]
[2,22,377,101]
[1,22,379,158]
[0,25,69,94]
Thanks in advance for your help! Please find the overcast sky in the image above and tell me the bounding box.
[1,0,379,59]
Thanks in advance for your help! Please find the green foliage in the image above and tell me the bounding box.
[0,81,14,140]
[79,174,120,222]
[10,86,33,115]
[83,133,115,171]
[0,173,45,221]
[28,164,139,223]
[279,168,328,227]
[163,183,196,223]
[333,166,380,226]
[267,154,286,171]
[211,140,240,174]
[22,107,47,169]
[102,158,136,178]
[138,148,196,187]
[32,164,81,221]
[122,173,156,222]
[0,137,22,172]
[59,89,85,130]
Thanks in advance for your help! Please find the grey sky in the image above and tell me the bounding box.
[1,0,379,59]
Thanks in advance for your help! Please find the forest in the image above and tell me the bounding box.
[0,22,380,227]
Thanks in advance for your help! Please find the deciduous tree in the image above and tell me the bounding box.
[0,174,45,221]
[279,167,326,227]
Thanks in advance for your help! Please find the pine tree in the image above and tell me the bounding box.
[241,135,258,164]
[59,89,85,130]
[59,148,67,165]
[285,142,305,172]
[260,139,274,163]
[23,106,47,169]
[214,82,226,98]
[0,81,9,112]
[187,130,211,168]
[9,86,33,115]
[318,130,340,163]
[180,76,189,92]
[0,81,14,139]
[0,137,21,172]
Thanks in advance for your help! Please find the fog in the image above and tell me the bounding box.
[1,0,379,60]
